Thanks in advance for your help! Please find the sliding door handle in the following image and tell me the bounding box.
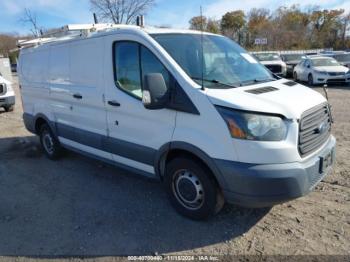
[108,100,121,107]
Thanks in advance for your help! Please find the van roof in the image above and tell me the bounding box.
[18,24,216,49]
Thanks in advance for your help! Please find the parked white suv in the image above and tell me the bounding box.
[293,56,350,86]
[18,24,336,220]
[0,75,15,112]
[252,52,287,77]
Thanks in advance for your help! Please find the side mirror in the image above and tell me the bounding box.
[142,73,169,109]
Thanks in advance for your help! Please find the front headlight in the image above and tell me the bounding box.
[216,106,287,141]
[314,70,327,75]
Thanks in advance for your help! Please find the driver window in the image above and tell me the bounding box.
[114,42,142,98]
[140,46,170,91]
[114,42,171,99]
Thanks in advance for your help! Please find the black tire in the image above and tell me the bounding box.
[164,157,224,220]
[39,124,63,160]
[4,105,14,112]
[293,72,298,82]
[308,74,314,86]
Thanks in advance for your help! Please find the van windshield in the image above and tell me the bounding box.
[151,33,275,88]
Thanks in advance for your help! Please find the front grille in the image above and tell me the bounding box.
[265,64,282,73]
[298,103,331,157]
[328,72,345,76]
[327,79,345,83]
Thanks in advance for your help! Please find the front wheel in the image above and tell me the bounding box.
[164,157,224,220]
[39,124,63,160]
[308,74,314,86]
[3,105,14,112]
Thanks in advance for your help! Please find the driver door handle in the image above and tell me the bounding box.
[108,100,121,107]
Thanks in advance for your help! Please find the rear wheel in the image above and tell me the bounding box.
[293,72,298,82]
[308,74,314,86]
[39,124,63,160]
[164,157,224,220]
[3,105,14,112]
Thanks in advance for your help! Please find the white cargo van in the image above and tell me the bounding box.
[18,24,336,220]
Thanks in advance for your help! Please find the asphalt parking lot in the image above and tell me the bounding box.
[0,75,349,258]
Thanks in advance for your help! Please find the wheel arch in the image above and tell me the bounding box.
[155,141,227,190]
[33,113,57,137]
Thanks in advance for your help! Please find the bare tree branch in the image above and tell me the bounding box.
[90,0,155,24]
[20,8,43,37]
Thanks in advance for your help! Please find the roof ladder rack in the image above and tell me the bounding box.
[17,23,125,48]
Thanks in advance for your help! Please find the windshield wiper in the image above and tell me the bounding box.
[191,77,239,89]
[254,77,277,83]
[240,77,276,86]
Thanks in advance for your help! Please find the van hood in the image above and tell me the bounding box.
[206,79,326,119]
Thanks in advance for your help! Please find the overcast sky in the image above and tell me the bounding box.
[0,0,349,34]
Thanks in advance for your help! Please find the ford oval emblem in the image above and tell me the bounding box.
[316,122,327,134]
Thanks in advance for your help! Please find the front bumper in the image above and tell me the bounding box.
[0,95,15,107]
[314,74,350,84]
[215,135,336,207]
[286,65,296,76]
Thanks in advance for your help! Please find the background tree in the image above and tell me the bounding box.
[90,0,155,24]
[20,8,43,37]
[247,8,270,48]
[189,16,220,33]
[221,11,246,44]
[340,12,350,49]
[0,34,18,59]
[309,9,345,48]
[189,16,207,31]
[206,19,220,34]
[271,5,310,49]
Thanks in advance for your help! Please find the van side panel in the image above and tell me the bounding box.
[19,47,53,123]
[48,38,111,160]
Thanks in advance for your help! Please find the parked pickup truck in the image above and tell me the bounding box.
[252,52,287,77]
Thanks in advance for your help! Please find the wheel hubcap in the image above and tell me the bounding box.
[172,170,204,210]
[43,133,54,154]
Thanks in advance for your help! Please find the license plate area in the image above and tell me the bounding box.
[319,149,334,173]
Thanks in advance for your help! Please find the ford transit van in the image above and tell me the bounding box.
[18,24,336,220]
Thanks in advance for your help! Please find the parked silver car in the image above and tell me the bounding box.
[293,56,350,86]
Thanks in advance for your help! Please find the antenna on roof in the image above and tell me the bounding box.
[136,15,145,27]
[93,13,99,24]
[200,6,205,91]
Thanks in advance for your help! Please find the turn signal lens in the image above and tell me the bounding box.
[226,118,246,138]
